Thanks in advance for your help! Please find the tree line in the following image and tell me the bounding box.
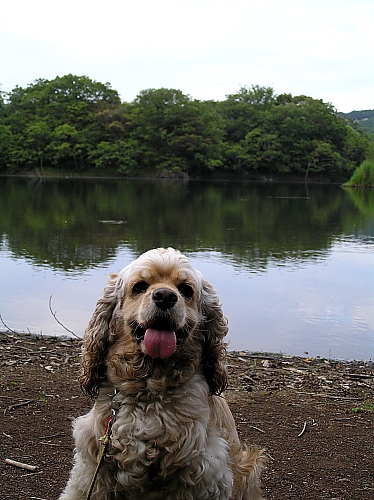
[0,74,372,180]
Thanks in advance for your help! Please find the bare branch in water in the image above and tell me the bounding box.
[48,296,81,340]
[0,314,19,335]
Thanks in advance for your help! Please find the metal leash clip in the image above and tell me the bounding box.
[111,390,124,415]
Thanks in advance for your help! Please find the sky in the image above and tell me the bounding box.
[1,0,373,113]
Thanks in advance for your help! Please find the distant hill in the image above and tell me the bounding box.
[340,109,374,139]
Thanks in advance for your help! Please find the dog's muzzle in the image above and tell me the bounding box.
[152,288,178,310]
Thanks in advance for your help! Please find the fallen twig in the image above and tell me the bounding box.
[249,425,266,434]
[38,432,66,440]
[40,442,72,449]
[5,458,37,471]
[4,399,34,415]
[360,382,374,390]
[343,373,372,380]
[297,421,307,437]
[15,345,36,352]
[49,295,81,339]
[0,395,30,400]
[294,391,362,400]
[238,422,266,433]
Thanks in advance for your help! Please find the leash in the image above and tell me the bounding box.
[85,391,123,500]
[85,414,113,500]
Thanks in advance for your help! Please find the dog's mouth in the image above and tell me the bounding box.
[132,320,188,359]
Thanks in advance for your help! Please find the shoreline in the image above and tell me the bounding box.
[1,330,372,365]
[0,171,343,185]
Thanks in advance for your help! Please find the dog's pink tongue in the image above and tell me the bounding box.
[144,329,176,358]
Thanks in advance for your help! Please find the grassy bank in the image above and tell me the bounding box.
[344,159,374,188]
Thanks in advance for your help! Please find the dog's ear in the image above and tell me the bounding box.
[79,273,120,398]
[200,279,228,395]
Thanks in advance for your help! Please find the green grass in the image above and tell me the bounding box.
[344,159,374,188]
[352,403,374,413]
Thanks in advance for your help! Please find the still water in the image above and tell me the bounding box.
[1,177,373,360]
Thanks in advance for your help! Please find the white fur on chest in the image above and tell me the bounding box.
[112,375,209,462]
[107,373,234,499]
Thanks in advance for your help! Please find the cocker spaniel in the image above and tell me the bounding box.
[60,248,266,500]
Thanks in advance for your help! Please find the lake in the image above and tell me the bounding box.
[1,176,373,360]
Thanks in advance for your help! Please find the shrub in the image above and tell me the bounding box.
[344,159,374,187]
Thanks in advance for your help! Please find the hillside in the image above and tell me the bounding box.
[340,109,374,139]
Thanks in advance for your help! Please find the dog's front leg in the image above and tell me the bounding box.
[59,408,115,500]
[59,453,93,500]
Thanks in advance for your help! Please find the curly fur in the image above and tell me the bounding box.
[60,248,266,500]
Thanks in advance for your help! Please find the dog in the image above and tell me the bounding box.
[60,248,266,500]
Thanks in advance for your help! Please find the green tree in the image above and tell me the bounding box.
[129,89,224,174]
[0,124,13,170]
[24,120,51,169]
[2,75,121,171]
[260,96,357,178]
[48,124,86,169]
[219,85,275,143]
[89,140,138,173]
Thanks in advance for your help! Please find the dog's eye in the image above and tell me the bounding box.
[178,283,194,299]
[132,281,149,295]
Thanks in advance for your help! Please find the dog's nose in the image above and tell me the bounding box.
[152,288,178,310]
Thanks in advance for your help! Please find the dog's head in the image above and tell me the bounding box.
[79,248,228,398]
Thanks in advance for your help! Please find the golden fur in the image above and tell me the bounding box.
[60,248,266,500]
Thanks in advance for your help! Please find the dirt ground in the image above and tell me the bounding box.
[1,332,373,500]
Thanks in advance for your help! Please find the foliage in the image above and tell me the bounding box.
[0,76,372,180]
[344,159,374,188]
[340,109,374,140]
[1,74,120,171]
[352,403,374,413]
[120,88,225,174]
[216,89,371,179]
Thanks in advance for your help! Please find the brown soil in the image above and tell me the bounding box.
[1,332,373,500]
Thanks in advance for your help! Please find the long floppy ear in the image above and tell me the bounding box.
[79,273,120,398]
[200,279,229,396]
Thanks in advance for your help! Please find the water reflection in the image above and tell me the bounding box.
[1,177,374,359]
[2,177,372,272]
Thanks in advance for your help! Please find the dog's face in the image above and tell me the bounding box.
[117,253,202,359]
[80,248,228,397]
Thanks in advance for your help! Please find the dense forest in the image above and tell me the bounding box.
[0,74,373,181]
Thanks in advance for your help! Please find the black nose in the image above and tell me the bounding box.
[152,288,178,310]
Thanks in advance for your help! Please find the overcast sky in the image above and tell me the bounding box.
[1,0,373,113]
